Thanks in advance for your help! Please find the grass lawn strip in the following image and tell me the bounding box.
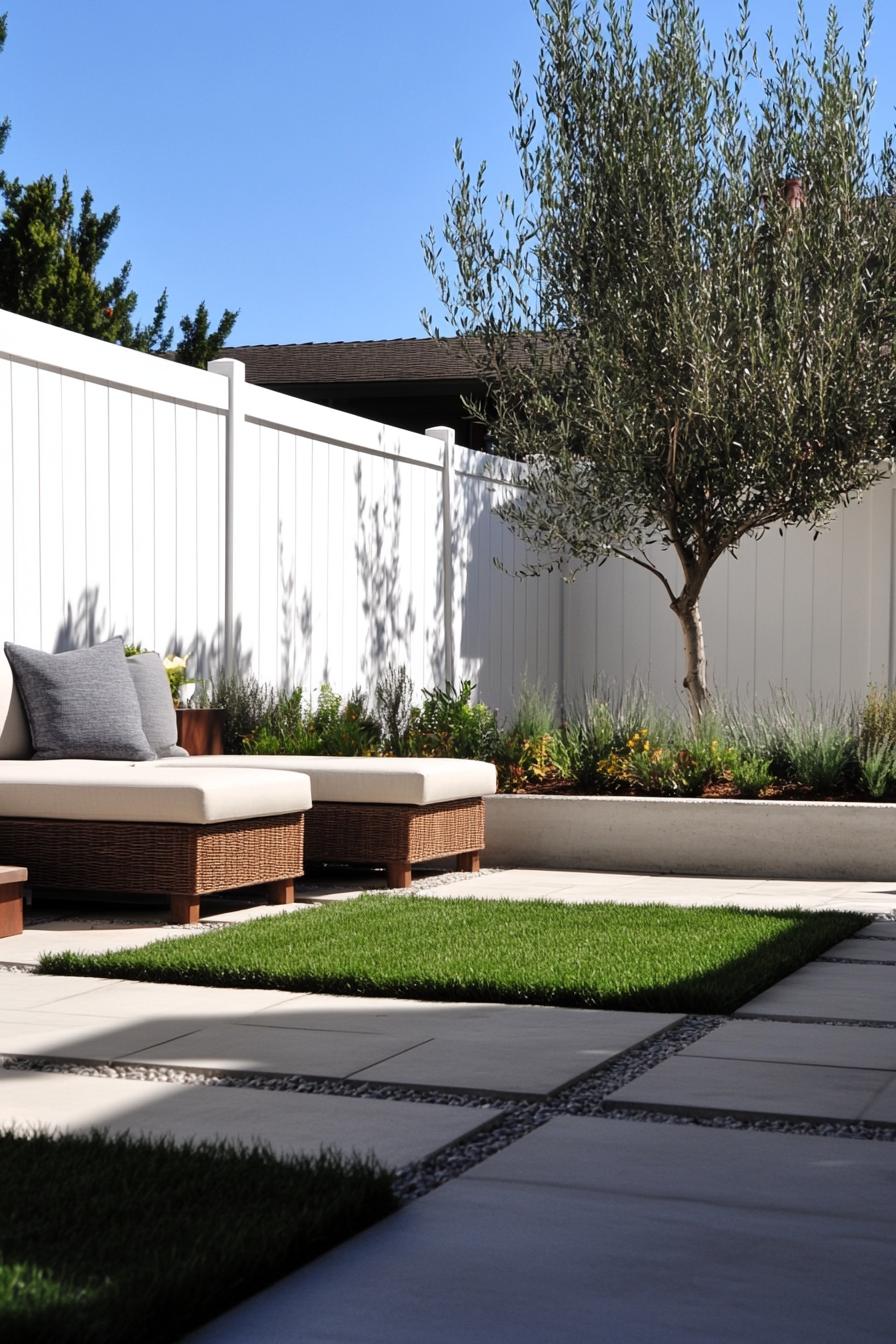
[39,896,868,1015]
[0,1128,396,1344]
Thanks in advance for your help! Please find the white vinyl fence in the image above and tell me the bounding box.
[564,479,894,709]
[0,304,892,717]
[0,309,559,715]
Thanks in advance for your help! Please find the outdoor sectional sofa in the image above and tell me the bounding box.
[0,641,496,926]
[0,649,310,925]
[153,755,497,890]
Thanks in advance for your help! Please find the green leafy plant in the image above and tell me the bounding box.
[598,728,729,797]
[857,742,896,800]
[727,751,774,799]
[214,675,279,753]
[374,665,415,755]
[860,685,896,752]
[777,712,857,794]
[496,680,568,789]
[409,680,501,760]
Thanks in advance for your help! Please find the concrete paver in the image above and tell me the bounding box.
[188,1118,896,1344]
[822,937,896,963]
[0,973,122,1009]
[863,1076,896,1124]
[855,920,896,939]
[120,1021,433,1079]
[0,1007,205,1063]
[351,1006,681,1096]
[736,961,896,1023]
[34,980,300,1020]
[605,1053,892,1124]
[0,1068,498,1167]
[0,922,213,967]
[237,997,681,1095]
[680,1017,896,1070]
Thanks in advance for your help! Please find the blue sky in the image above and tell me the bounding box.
[0,1,891,346]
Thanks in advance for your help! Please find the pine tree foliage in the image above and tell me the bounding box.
[0,15,237,366]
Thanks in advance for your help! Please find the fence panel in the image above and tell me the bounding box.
[562,481,892,709]
[2,307,891,722]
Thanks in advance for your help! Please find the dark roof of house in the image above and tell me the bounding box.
[221,336,484,386]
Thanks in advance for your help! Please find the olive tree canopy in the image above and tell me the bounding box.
[424,0,896,722]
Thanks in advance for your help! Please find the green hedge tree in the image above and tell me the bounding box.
[424,0,896,723]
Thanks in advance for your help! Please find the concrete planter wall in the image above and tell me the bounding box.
[482,794,896,881]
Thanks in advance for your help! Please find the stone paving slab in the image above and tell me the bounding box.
[234,995,517,1034]
[822,937,896,963]
[604,1053,893,1124]
[0,1068,497,1168]
[436,869,896,913]
[681,1018,896,1070]
[856,920,896,939]
[122,999,680,1096]
[350,1007,682,1096]
[120,1022,432,1079]
[0,973,120,1009]
[0,1008,205,1063]
[188,1118,896,1344]
[736,961,896,1023]
[32,980,299,1020]
[863,1076,896,1124]
[0,923,212,967]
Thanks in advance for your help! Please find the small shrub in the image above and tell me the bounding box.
[599,729,729,796]
[779,720,857,794]
[860,685,896,753]
[409,681,501,760]
[214,675,277,752]
[509,680,558,740]
[727,751,773,798]
[857,742,896,800]
[245,684,382,757]
[375,665,414,755]
[558,697,617,790]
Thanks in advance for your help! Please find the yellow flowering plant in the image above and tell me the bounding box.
[162,654,190,705]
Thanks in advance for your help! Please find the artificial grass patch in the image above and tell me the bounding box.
[39,895,868,1015]
[0,1128,396,1344]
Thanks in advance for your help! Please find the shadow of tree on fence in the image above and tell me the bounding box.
[354,457,417,692]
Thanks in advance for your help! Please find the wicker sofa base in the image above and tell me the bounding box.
[303,797,485,889]
[0,813,305,925]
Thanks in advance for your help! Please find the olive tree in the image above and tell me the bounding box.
[424,0,896,723]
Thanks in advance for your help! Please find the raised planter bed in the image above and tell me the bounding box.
[482,794,896,880]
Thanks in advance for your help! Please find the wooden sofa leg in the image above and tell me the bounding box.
[386,862,412,889]
[270,879,295,905]
[169,895,201,925]
[457,851,481,875]
[0,883,24,938]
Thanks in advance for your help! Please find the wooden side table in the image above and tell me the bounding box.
[0,865,26,937]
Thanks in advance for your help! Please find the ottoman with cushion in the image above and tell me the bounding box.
[0,644,311,924]
[0,760,310,925]
[155,755,497,888]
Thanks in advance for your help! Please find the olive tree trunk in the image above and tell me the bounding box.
[671,593,708,728]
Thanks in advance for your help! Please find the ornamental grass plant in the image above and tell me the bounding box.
[211,669,896,801]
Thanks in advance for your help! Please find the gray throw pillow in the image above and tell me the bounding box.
[4,636,156,761]
[127,651,189,758]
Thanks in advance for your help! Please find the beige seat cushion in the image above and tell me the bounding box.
[153,755,497,807]
[0,760,311,825]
